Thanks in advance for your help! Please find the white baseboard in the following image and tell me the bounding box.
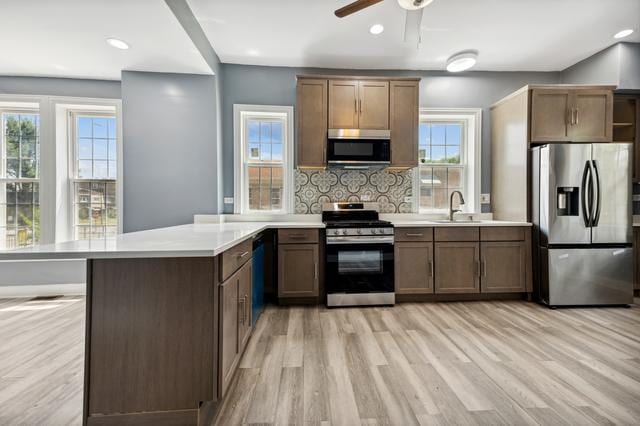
[0,283,85,298]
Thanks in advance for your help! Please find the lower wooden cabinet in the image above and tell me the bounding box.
[634,228,640,292]
[395,242,433,294]
[219,259,252,397]
[434,242,480,294]
[480,241,527,293]
[278,243,319,298]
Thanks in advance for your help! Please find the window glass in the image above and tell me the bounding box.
[1,112,40,249]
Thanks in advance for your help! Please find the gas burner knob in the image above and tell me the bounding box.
[342,229,348,235]
[357,229,362,234]
[371,229,377,234]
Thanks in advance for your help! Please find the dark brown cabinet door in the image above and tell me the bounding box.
[238,261,252,352]
[297,79,328,167]
[358,80,389,129]
[635,228,640,291]
[278,243,319,298]
[530,89,571,142]
[480,241,526,293]
[434,242,480,294]
[390,80,419,167]
[570,90,613,142]
[219,270,239,397]
[329,80,359,129]
[395,242,434,294]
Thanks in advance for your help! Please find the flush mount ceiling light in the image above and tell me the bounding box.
[106,38,130,50]
[614,29,634,39]
[446,50,478,72]
[369,24,384,35]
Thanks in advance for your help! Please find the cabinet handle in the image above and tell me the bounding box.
[314,262,318,280]
[575,108,579,125]
[238,296,245,325]
[475,260,480,277]
[354,99,357,113]
[237,251,249,259]
[359,99,362,114]
[405,233,424,237]
[288,234,306,238]
[483,260,487,277]
[429,260,434,277]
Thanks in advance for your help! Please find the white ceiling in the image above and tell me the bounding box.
[0,0,212,80]
[188,0,640,72]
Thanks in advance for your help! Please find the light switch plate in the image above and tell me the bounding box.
[480,193,491,204]
[223,197,234,204]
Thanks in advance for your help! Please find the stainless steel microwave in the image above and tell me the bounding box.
[326,129,391,169]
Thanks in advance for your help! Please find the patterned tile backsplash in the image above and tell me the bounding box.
[295,169,414,214]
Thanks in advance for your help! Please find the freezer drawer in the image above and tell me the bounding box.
[542,247,633,306]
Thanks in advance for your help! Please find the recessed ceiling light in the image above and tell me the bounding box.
[446,51,478,73]
[369,24,384,35]
[614,29,634,39]
[106,38,130,50]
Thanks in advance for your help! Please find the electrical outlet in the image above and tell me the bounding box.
[480,193,491,204]
[223,197,234,204]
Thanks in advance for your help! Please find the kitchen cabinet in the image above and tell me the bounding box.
[328,79,389,130]
[328,80,360,129]
[395,242,434,294]
[390,80,419,167]
[278,229,320,299]
[530,88,613,143]
[480,241,527,293]
[219,245,253,397]
[296,78,327,167]
[358,80,389,129]
[613,94,639,181]
[435,242,480,294]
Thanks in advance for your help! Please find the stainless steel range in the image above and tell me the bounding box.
[322,203,395,307]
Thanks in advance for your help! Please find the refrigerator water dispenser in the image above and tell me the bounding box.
[556,187,579,216]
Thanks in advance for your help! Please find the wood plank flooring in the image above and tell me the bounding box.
[219,300,640,426]
[1,296,639,425]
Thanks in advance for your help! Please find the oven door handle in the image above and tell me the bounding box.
[326,236,394,245]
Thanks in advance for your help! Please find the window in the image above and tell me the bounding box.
[70,113,117,240]
[416,109,481,213]
[0,111,40,249]
[234,105,294,214]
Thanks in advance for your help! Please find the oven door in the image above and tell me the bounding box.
[325,242,394,294]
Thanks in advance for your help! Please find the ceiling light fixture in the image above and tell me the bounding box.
[397,0,435,10]
[106,38,130,50]
[369,24,384,35]
[614,29,634,39]
[446,50,478,73]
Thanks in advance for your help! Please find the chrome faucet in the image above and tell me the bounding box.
[449,191,465,221]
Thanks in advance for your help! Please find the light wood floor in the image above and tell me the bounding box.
[1,297,639,425]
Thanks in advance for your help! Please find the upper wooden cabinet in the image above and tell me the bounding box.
[297,79,328,167]
[613,94,639,181]
[328,79,389,129]
[328,80,360,129]
[390,80,419,167]
[530,87,613,143]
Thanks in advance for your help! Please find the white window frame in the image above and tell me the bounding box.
[414,108,482,214]
[68,110,118,241]
[233,104,294,214]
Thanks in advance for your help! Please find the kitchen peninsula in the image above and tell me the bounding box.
[0,218,530,425]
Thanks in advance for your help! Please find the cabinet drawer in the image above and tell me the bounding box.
[395,227,433,242]
[220,239,252,282]
[435,227,479,242]
[278,228,319,244]
[480,227,525,241]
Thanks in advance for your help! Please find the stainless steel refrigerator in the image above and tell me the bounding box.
[531,143,634,306]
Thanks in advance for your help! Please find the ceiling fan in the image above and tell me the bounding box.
[334,0,435,46]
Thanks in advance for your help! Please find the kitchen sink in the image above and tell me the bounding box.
[431,219,483,224]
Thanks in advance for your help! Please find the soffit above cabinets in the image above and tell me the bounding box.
[188,0,640,72]
[0,0,212,80]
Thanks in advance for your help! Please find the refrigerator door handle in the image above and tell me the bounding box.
[591,160,601,227]
[581,160,591,227]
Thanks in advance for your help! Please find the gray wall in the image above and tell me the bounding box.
[0,75,121,98]
[121,71,219,232]
[561,43,621,86]
[220,64,561,213]
[619,42,640,90]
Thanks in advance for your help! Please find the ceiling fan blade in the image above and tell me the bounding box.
[335,0,384,18]
[404,8,424,46]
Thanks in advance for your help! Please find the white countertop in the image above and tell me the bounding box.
[0,218,531,260]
